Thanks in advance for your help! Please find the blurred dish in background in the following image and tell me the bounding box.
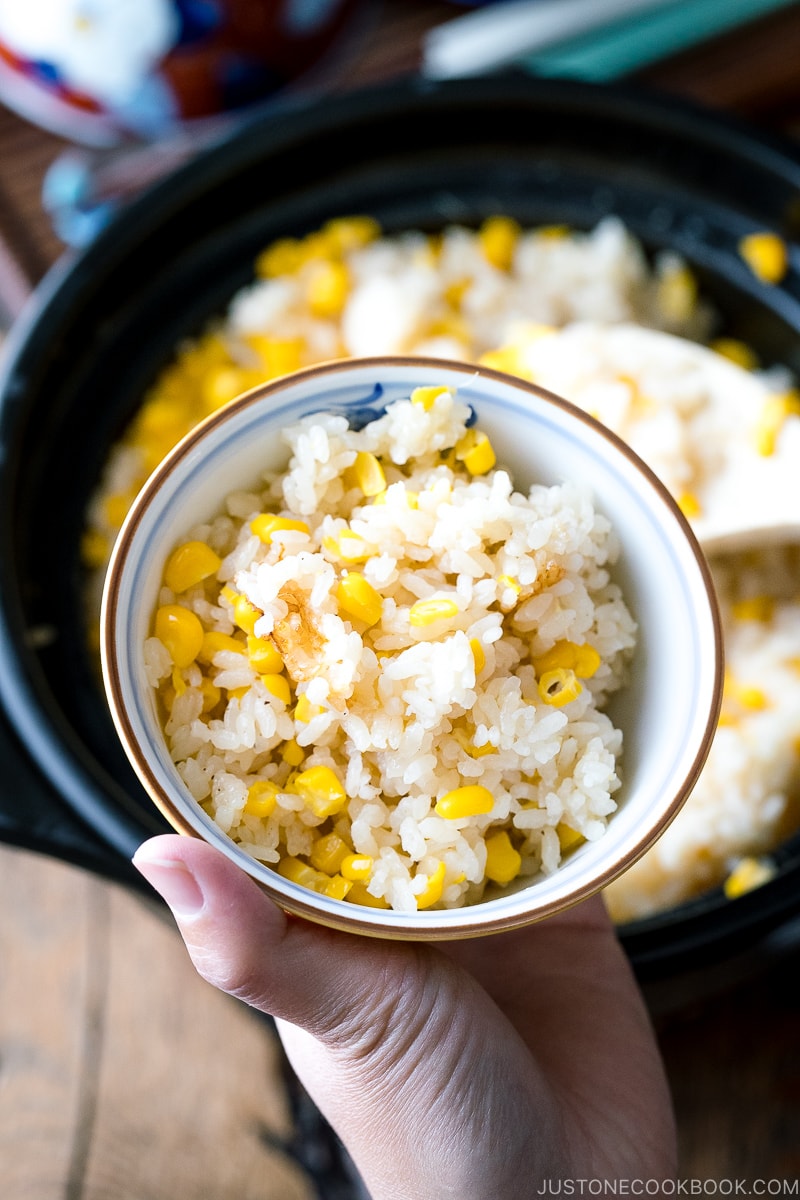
[0,0,362,146]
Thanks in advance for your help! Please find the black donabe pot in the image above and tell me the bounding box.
[2,74,800,986]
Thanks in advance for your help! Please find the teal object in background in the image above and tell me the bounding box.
[522,0,799,80]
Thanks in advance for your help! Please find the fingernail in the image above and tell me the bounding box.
[132,854,205,919]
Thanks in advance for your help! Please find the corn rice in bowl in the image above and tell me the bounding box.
[101,357,721,938]
[88,213,800,924]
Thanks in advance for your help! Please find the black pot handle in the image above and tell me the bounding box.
[0,698,145,892]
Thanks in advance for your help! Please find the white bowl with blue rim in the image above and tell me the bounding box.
[101,355,722,939]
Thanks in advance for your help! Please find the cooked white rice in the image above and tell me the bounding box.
[606,547,800,921]
[85,215,713,614]
[91,213,800,918]
[145,389,636,911]
[499,324,800,919]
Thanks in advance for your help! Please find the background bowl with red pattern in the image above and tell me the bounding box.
[0,0,362,146]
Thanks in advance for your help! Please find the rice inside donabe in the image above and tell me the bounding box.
[145,386,637,912]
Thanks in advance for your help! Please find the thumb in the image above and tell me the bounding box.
[132,835,559,1200]
[132,833,424,1043]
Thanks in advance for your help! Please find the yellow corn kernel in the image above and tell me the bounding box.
[410,384,451,411]
[616,373,655,417]
[336,572,383,627]
[415,861,447,910]
[103,491,135,529]
[732,595,774,622]
[294,693,324,723]
[497,575,521,608]
[278,856,329,892]
[269,336,305,378]
[341,853,374,882]
[227,685,250,701]
[281,737,305,766]
[322,215,381,254]
[164,540,221,593]
[556,822,586,853]
[198,630,246,663]
[250,513,310,543]
[346,881,390,908]
[310,832,351,875]
[657,262,697,322]
[247,635,283,674]
[470,637,486,674]
[300,230,334,262]
[752,392,800,456]
[710,337,759,370]
[753,395,783,456]
[678,491,702,519]
[306,260,350,318]
[423,313,470,346]
[479,215,520,271]
[246,335,304,379]
[262,674,291,705]
[572,645,602,679]
[409,596,459,627]
[294,766,347,819]
[345,450,386,497]
[537,224,570,240]
[256,237,305,278]
[454,428,496,475]
[424,231,443,263]
[338,531,373,562]
[154,605,205,669]
[538,668,582,707]
[739,231,788,284]
[169,666,187,699]
[371,485,415,510]
[201,366,256,413]
[723,855,775,899]
[479,345,529,378]
[244,780,280,819]
[444,277,470,307]
[199,677,221,713]
[518,322,557,346]
[733,683,768,711]
[435,785,494,820]
[178,331,229,380]
[484,830,522,885]
[140,432,183,474]
[322,875,353,901]
[453,727,495,758]
[534,641,601,680]
[134,393,191,439]
[81,529,109,569]
[231,593,261,636]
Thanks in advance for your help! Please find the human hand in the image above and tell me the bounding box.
[133,835,676,1199]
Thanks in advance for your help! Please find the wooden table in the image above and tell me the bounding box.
[2,3,800,1194]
